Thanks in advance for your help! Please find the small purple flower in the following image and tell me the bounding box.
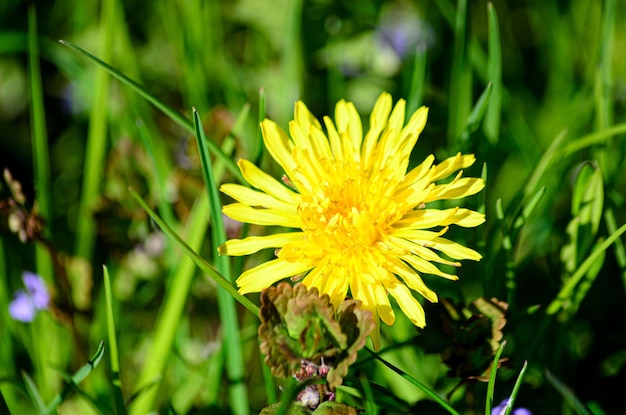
[9,272,49,323]
[492,399,532,415]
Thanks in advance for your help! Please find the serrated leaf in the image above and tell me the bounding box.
[259,283,374,391]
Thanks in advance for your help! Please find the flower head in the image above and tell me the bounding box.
[220,92,485,348]
[9,271,49,322]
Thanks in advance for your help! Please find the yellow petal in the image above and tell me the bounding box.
[397,155,435,190]
[368,265,396,326]
[236,258,312,294]
[387,236,462,267]
[220,183,294,212]
[218,232,303,256]
[294,100,322,131]
[389,258,439,302]
[386,98,406,134]
[391,226,449,241]
[431,153,476,182]
[425,176,485,202]
[362,92,392,167]
[351,275,382,349]
[385,280,427,327]
[395,106,428,160]
[429,236,483,260]
[261,119,296,175]
[223,203,301,228]
[335,100,362,152]
[400,254,458,281]
[396,207,485,229]
[308,125,333,160]
[323,115,343,161]
[237,159,298,203]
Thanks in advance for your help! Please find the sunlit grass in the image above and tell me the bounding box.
[1,1,625,414]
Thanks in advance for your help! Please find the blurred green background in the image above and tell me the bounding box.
[1,0,625,414]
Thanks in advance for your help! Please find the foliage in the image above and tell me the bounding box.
[1,0,625,414]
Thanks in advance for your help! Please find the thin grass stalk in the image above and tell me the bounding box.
[558,122,626,157]
[58,40,243,182]
[544,370,593,415]
[28,7,60,401]
[360,375,378,415]
[547,223,626,314]
[109,2,177,234]
[484,2,502,144]
[103,266,126,415]
[406,48,427,121]
[496,199,515,305]
[448,0,471,145]
[596,0,615,132]
[485,341,506,415]
[279,0,303,125]
[366,348,460,415]
[604,208,626,294]
[593,0,617,179]
[193,109,249,414]
[128,189,259,315]
[128,193,210,415]
[73,0,115,261]
[502,361,527,415]
[27,6,53,282]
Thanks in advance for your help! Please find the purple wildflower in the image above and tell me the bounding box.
[8,271,49,323]
[492,399,532,415]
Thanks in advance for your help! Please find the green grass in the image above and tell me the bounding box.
[1,1,626,414]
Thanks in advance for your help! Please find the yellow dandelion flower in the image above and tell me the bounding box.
[219,92,485,348]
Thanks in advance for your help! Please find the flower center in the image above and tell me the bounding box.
[297,163,399,254]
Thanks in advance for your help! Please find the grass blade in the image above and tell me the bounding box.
[27,6,54,281]
[27,6,59,401]
[127,188,259,316]
[103,266,126,415]
[605,208,626,294]
[484,2,502,144]
[406,48,427,119]
[22,372,46,414]
[58,39,242,182]
[128,192,210,415]
[448,0,472,145]
[366,348,460,415]
[503,361,527,415]
[545,370,592,415]
[193,109,249,414]
[558,122,626,158]
[485,341,507,415]
[72,0,114,261]
[43,341,105,415]
[461,82,492,141]
[547,222,626,314]
[496,199,515,304]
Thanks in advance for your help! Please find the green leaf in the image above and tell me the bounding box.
[43,342,105,415]
[462,82,492,139]
[366,348,460,415]
[103,266,126,415]
[485,341,507,415]
[58,40,242,182]
[193,108,250,415]
[503,361,528,415]
[21,372,46,414]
